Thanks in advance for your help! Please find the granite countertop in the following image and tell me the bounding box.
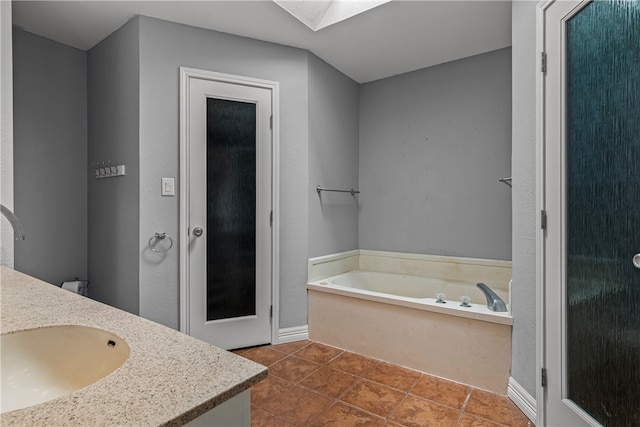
[0,267,267,426]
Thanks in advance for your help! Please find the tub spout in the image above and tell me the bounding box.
[476,282,507,312]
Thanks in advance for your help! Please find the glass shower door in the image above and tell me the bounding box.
[564,1,640,425]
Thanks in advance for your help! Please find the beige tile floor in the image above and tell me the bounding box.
[234,340,534,427]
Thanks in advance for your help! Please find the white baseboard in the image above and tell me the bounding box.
[508,377,537,424]
[277,325,309,344]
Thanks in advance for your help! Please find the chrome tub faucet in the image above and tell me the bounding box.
[476,282,507,312]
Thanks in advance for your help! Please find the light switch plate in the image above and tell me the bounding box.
[161,177,175,196]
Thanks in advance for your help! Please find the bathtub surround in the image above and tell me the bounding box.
[308,249,512,291]
[307,250,513,394]
[13,30,88,286]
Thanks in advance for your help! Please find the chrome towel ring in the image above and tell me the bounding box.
[149,232,174,253]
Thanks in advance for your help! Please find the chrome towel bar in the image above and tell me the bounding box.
[316,185,360,196]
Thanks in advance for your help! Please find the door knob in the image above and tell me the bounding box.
[633,253,640,269]
[192,226,203,237]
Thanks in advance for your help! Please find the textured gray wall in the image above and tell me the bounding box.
[137,16,309,329]
[308,53,360,258]
[87,18,140,314]
[511,0,537,398]
[358,48,512,261]
[13,29,88,286]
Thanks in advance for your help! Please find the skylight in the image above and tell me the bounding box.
[273,0,391,31]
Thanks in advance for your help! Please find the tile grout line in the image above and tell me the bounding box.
[298,347,366,427]
[381,372,423,424]
[384,389,411,425]
[297,352,390,426]
[451,387,474,426]
[292,346,347,425]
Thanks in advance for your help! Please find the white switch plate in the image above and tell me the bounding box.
[161,177,175,196]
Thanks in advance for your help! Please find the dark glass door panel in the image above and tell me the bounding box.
[566,1,640,425]
[206,98,257,321]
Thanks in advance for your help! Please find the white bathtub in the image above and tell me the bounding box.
[310,270,511,325]
[307,266,513,393]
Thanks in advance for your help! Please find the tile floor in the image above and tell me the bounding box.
[234,340,534,427]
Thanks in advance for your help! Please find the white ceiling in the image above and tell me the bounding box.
[11,0,512,83]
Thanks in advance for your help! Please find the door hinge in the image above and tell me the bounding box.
[270,210,273,227]
[270,115,273,130]
[540,52,547,73]
[541,210,547,230]
[541,368,547,387]
[270,305,273,319]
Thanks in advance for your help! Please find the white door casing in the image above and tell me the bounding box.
[179,67,280,349]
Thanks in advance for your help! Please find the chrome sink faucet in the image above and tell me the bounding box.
[476,282,507,312]
[1,204,26,240]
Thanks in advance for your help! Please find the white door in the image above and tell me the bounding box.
[541,1,640,425]
[181,69,276,350]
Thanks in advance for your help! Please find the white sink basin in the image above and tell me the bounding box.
[1,325,130,413]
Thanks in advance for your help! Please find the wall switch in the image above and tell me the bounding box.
[162,177,175,196]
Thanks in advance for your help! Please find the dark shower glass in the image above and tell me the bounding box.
[205,97,257,321]
[565,1,640,425]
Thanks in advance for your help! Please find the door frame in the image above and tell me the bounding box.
[536,3,555,423]
[178,67,280,345]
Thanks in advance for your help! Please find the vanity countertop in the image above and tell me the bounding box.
[0,267,267,426]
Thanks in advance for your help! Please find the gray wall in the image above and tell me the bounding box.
[1,1,15,268]
[511,0,537,398]
[358,48,512,261]
[13,29,88,285]
[308,53,360,258]
[137,16,310,329]
[87,18,140,314]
